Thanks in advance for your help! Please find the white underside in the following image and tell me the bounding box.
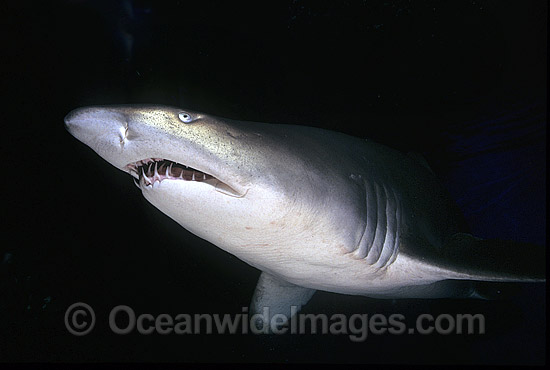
[138,179,460,297]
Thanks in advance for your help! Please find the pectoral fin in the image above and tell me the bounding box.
[250,272,316,333]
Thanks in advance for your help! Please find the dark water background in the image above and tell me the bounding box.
[1,0,546,364]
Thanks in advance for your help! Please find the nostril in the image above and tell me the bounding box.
[119,122,130,148]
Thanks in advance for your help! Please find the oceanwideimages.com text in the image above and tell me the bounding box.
[65,302,485,342]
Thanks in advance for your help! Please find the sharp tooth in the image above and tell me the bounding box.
[203,173,206,180]
[192,172,195,181]
[154,162,160,184]
[133,178,140,188]
[141,167,150,186]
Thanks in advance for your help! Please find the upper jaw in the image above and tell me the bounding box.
[124,158,164,179]
[123,157,215,184]
[123,157,247,197]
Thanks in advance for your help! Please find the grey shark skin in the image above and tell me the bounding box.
[65,105,544,326]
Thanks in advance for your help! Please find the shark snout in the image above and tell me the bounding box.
[65,107,126,131]
[64,108,85,132]
[64,107,129,143]
[64,107,135,169]
[64,107,96,129]
[63,113,72,130]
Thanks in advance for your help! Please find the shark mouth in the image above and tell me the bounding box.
[124,158,244,197]
[125,158,215,187]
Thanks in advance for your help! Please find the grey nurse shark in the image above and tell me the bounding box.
[65,105,545,326]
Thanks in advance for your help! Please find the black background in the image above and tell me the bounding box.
[1,0,546,364]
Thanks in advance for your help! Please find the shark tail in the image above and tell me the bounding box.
[443,233,546,282]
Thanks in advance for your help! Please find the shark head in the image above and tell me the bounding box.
[64,105,249,195]
[64,105,367,280]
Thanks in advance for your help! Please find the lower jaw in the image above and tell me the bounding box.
[137,176,246,198]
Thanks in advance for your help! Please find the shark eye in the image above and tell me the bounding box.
[178,112,193,123]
